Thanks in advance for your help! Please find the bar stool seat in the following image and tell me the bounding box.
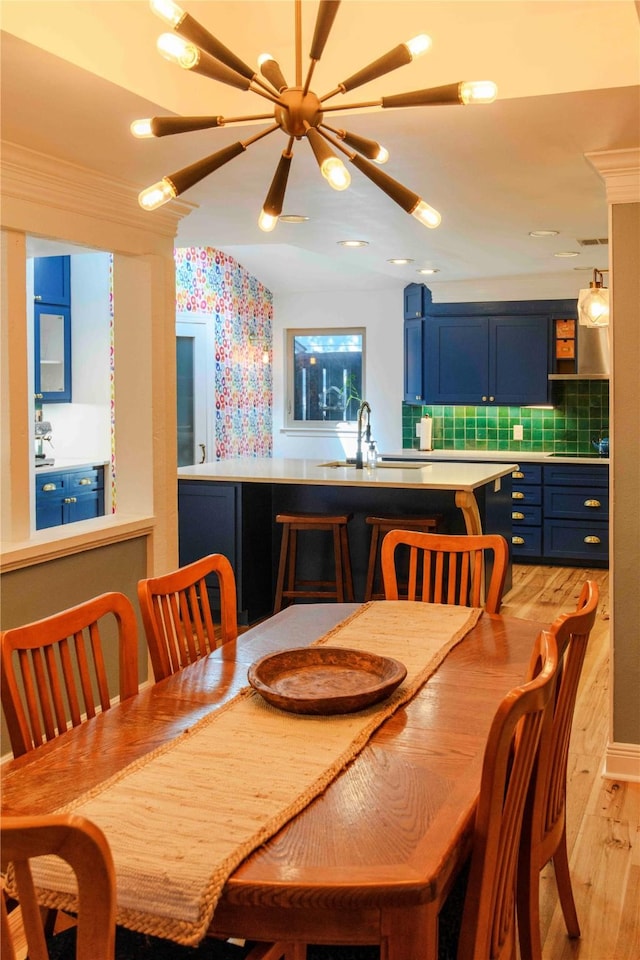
[365,515,443,601]
[274,512,354,612]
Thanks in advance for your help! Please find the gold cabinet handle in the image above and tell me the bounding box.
[584,499,601,508]
[78,478,93,486]
[34,295,42,301]
[42,483,56,492]
[63,497,78,504]
[512,536,525,545]
[512,491,525,500]
[512,511,525,520]
[512,471,524,479]
[584,535,601,544]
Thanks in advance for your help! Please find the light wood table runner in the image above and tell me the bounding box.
[22,601,482,946]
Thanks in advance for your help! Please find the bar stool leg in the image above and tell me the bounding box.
[274,522,290,613]
[340,525,355,601]
[364,524,382,602]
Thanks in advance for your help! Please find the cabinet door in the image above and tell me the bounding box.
[34,256,71,306]
[403,283,424,320]
[403,317,424,403]
[490,315,549,404]
[34,304,72,402]
[424,316,489,403]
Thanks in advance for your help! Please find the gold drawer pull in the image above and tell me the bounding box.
[584,535,601,544]
[512,471,524,479]
[78,478,93,486]
[584,499,601,508]
[63,497,78,504]
[42,483,56,492]
[512,491,525,500]
[512,512,525,520]
[512,536,525,545]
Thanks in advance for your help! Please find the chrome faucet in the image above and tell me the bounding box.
[355,400,372,470]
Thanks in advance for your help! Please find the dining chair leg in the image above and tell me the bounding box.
[553,824,581,938]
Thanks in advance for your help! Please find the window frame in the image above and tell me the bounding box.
[284,327,366,432]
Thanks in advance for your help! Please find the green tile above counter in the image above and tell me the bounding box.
[402,379,609,456]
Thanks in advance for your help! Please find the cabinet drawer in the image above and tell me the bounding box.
[544,486,608,520]
[511,505,542,526]
[544,520,608,563]
[67,468,104,493]
[544,464,608,487]
[511,527,542,557]
[511,464,542,485]
[511,485,542,506]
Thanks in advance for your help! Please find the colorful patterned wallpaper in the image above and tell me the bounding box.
[175,247,273,459]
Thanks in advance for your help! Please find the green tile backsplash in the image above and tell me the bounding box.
[402,381,609,455]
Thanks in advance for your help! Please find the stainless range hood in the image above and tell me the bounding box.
[549,325,610,380]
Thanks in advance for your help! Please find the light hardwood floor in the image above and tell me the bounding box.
[501,564,639,960]
[5,565,639,958]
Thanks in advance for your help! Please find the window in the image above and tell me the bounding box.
[285,328,365,429]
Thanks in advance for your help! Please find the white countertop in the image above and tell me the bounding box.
[178,457,517,491]
[384,449,609,466]
[34,458,109,474]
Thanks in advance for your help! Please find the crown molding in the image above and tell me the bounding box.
[586,147,640,204]
[0,140,194,241]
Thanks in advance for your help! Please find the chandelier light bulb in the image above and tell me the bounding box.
[405,34,432,59]
[375,145,390,163]
[138,179,177,210]
[411,200,441,229]
[157,33,199,69]
[258,209,279,232]
[149,0,184,28]
[321,157,351,191]
[258,53,274,68]
[130,119,154,138]
[459,80,498,104]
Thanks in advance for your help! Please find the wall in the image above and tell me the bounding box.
[402,380,610,454]
[175,247,272,459]
[272,287,403,460]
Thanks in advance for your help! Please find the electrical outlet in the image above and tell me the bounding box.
[513,424,524,441]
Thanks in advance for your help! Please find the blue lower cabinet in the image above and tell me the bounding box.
[544,519,608,564]
[511,526,542,559]
[510,464,543,560]
[35,466,105,530]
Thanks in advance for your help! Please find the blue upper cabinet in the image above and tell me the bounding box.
[33,256,72,403]
[34,255,71,307]
[403,282,427,320]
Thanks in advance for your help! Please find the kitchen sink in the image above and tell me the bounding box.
[318,460,428,469]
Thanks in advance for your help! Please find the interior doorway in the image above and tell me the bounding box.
[176,316,213,467]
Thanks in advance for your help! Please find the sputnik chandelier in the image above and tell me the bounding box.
[134,0,497,232]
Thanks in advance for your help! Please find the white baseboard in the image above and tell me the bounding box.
[603,741,640,783]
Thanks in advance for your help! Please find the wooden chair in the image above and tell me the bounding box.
[380,531,509,614]
[452,628,559,959]
[137,553,239,681]
[517,580,600,960]
[1,592,139,758]
[364,514,443,600]
[1,814,116,960]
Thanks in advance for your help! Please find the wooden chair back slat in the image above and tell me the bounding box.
[138,554,238,682]
[456,630,559,960]
[1,593,139,758]
[1,814,116,960]
[381,531,509,613]
[517,580,599,960]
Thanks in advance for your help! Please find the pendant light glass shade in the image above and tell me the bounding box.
[578,269,610,326]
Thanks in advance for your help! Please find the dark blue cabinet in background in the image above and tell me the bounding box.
[34,255,70,307]
[35,465,105,530]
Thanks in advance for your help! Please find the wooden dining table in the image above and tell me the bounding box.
[1,601,545,960]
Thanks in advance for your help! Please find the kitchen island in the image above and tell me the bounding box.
[178,458,515,622]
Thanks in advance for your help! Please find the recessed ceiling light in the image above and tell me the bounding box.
[529,229,559,238]
[279,214,310,223]
[417,267,440,275]
[387,258,414,265]
[553,251,580,258]
[337,240,369,248]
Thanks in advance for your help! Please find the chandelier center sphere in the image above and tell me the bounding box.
[275,87,324,138]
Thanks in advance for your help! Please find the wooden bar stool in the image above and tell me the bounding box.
[364,515,443,601]
[274,512,354,612]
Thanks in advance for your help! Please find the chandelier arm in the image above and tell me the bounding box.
[259,57,289,94]
[319,124,387,162]
[165,142,247,198]
[262,151,294,219]
[252,74,283,97]
[319,99,381,112]
[132,116,224,138]
[309,1,342,62]
[381,82,497,108]
[337,44,414,94]
[162,7,257,84]
[315,127,354,160]
[241,123,283,149]
[248,84,287,107]
[302,59,317,98]
[295,0,302,86]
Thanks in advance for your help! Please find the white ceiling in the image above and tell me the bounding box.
[1,1,639,300]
